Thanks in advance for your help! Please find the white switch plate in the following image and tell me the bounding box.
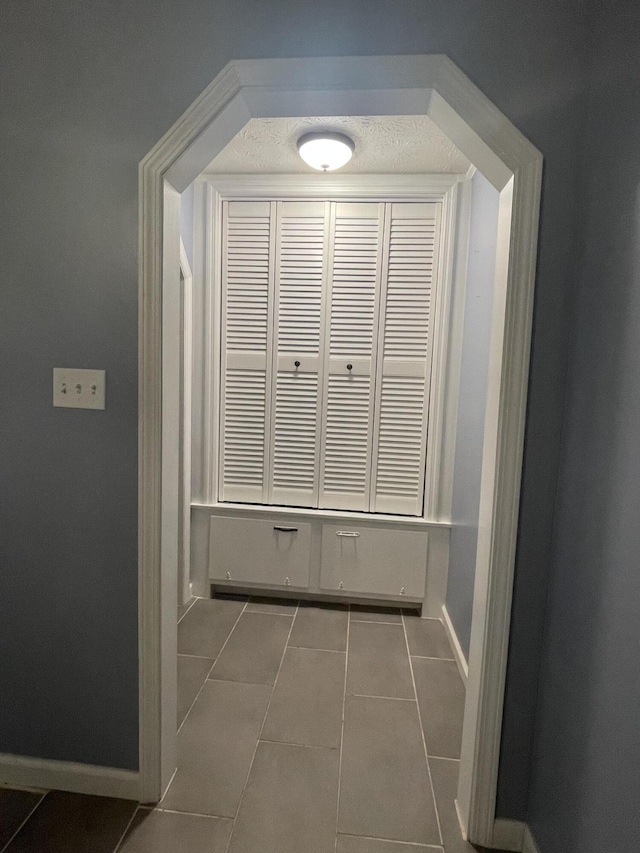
[53,368,106,410]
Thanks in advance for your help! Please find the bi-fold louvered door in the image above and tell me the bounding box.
[319,203,383,511]
[371,202,440,515]
[219,201,273,503]
[218,197,441,516]
[270,201,329,507]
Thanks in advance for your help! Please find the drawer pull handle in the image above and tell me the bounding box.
[347,363,353,371]
[284,577,291,586]
[274,526,298,532]
[400,587,406,596]
[338,581,344,590]
[336,531,359,537]
[226,572,231,580]
[294,360,301,368]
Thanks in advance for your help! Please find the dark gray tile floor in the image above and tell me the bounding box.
[1,598,476,853]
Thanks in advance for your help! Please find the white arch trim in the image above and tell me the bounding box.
[138,54,542,847]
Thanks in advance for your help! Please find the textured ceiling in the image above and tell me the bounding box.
[204,115,471,175]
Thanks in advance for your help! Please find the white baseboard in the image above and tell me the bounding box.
[492,818,524,851]
[492,818,541,853]
[523,824,541,853]
[0,753,140,801]
[441,604,469,684]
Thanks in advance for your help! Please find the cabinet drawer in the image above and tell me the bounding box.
[320,523,427,599]
[209,515,311,589]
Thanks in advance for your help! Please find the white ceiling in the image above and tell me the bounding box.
[204,115,471,175]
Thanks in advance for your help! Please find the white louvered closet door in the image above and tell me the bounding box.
[319,203,384,512]
[371,202,441,515]
[269,201,329,507]
[219,201,274,503]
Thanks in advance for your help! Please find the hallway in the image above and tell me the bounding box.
[169,594,467,852]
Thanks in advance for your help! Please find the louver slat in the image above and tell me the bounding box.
[219,201,273,502]
[372,202,440,515]
[320,203,383,512]
[270,202,327,507]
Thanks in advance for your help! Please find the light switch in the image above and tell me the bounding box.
[53,368,106,410]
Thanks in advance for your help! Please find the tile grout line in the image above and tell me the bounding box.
[111,804,141,853]
[177,596,198,624]
[175,599,249,739]
[410,654,456,662]
[0,791,47,853]
[258,738,339,750]
[348,692,416,702]
[222,601,300,853]
[333,606,351,852]
[401,612,445,850]
[337,830,443,849]
[287,644,346,654]
[160,766,178,803]
[139,805,231,818]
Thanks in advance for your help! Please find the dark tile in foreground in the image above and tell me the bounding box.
[227,741,339,853]
[0,789,44,849]
[4,791,136,853]
[412,657,465,758]
[120,808,233,853]
[338,695,439,845]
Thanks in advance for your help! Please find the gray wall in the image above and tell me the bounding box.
[527,5,640,851]
[446,171,499,659]
[0,0,587,810]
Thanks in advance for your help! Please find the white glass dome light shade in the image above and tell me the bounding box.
[297,132,355,172]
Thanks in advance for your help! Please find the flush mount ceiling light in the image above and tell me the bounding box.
[297,132,355,171]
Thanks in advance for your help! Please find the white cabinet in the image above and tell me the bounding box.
[209,515,311,589]
[319,522,428,599]
[208,512,431,602]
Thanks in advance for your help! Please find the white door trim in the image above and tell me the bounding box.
[178,239,193,606]
[138,54,542,844]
